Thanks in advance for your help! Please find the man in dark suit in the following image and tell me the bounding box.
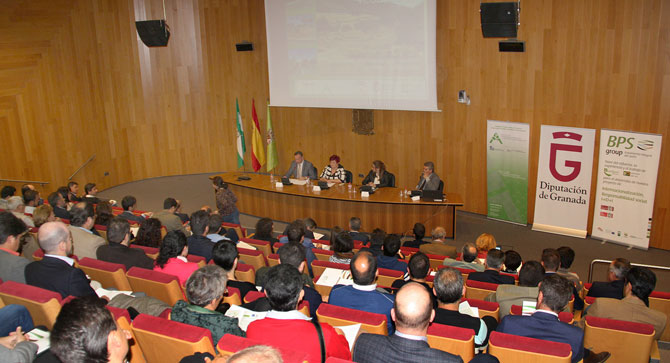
[402,223,429,249]
[117,195,147,224]
[467,249,515,285]
[543,248,583,310]
[497,274,610,363]
[284,151,317,180]
[348,217,369,244]
[47,192,71,220]
[353,282,463,363]
[587,257,630,299]
[96,217,154,270]
[25,221,97,298]
[186,210,215,261]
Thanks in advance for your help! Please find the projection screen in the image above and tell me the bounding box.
[264,0,438,111]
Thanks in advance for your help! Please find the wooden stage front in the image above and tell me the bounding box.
[218,172,464,237]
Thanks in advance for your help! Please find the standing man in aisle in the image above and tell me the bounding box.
[416,161,441,191]
[284,151,317,180]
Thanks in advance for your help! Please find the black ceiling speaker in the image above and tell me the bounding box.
[480,2,519,38]
[135,20,170,47]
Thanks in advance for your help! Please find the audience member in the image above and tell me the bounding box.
[329,231,354,264]
[363,228,386,256]
[245,242,321,317]
[0,306,36,363]
[584,266,667,340]
[83,182,100,204]
[253,217,278,243]
[97,217,154,270]
[175,199,190,224]
[154,230,199,286]
[246,264,351,361]
[502,250,522,274]
[212,176,240,225]
[0,186,16,210]
[498,274,610,363]
[56,186,69,203]
[433,267,497,348]
[68,202,106,259]
[467,249,515,285]
[419,226,457,258]
[0,212,30,283]
[154,198,190,235]
[133,218,163,248]
[329,251,396,333]
[353,282,463,363]
[403,222,429,249]
[556,246,583,292]
[50,297,131,363]
[171,265,245,345]
[587,257,631,299]
[67,181,81,203]
[207,213,237,243]
[187,210,215,261]
[94,201,115,227]
[25,221,97,298]
[543,248,583,310]
[391,252,436,307]
[485,260,545,318]
[211,241,256,301]
[377,234,408,272]
[349,217,369,244]
[0,304,34,337]
[48,192,72,220]
[279,219,317,276]
[443,242,485,272]
[22,189,40,215]
[226,345,283,363]
[303,217,320,240]
[118,195,147,224]
[475,233,497,257]
[7,196,34,227]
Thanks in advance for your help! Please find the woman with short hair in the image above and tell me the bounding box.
[319,155,346,183]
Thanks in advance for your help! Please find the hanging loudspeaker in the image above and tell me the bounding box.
[135,20,170,47]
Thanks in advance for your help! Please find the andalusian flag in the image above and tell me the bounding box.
[251,99,265,172]
[235,99,246,168]
[266,101,278,172]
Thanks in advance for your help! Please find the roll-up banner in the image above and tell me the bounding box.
[532,125,596,238]
[591,130,662,250]
[486,120,530,225]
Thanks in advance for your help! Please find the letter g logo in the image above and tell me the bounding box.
[549,132,582,182]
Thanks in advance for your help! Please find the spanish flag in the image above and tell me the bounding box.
[251,99,265,172]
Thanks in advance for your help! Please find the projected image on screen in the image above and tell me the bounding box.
[265,0,438,111]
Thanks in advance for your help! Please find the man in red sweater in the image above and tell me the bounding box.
[246,264,351,361]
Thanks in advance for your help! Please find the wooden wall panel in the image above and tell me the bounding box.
[1,0,670,250]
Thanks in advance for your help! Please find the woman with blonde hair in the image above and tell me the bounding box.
[475,233,497,257]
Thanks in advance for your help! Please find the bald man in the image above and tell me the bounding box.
[353,282,463,363]
[328,251,395,334]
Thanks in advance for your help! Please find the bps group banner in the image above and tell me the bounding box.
[591,130,662,249]
[486,120,530,225]
[532,125,596,238]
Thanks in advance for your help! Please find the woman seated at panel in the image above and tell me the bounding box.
[170,265,245,347]
[319,155,346,184]
[154,230,199,286]
[362,160,394,188]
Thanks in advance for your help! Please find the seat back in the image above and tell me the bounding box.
[32,248,44,261]
[311,260,349,278]
[649,290,670,341]
[426,323,475,362]
[131,314,214,363]
[186,254,207,267]
[463,298,500,321]
[223,287,242,306]
[222,222,246,238]
[126,267,184,305]
[377,268,404,288]
[268,253,280,267]
[78,257,132,291]
[509,305,574,324]
[438,180,444,192]
[465,280,498,300]
[583,316,654,363]
[0,281,63,329]
[234,263,255,284]
[216,334,310,362]
[107,305,146,363]
[240,238,272,257]
[316,303,387,335]
[241,291,309,316]
[387,172,396,187]
[313,248,334,261]
[237,247,267,271]
[130,245,159,259]
[488,331,572,363]
[94,224,108,240]
[426,253,448,269]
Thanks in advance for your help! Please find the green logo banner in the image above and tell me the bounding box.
[487,120,530,224]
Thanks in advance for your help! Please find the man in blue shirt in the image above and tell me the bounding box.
[376,234,407,273]
[329,251,395,334]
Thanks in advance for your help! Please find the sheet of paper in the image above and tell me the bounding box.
[289,178,308,185]
[313,232,325,240]
[458,301,479,319]
[95,287,133,300]
[225,304,267,331]
[27,328,50,354]
[522,300,536,316]
[316,268,345,287]
[327,182,336,187]
[333,323,361,351]
[237,241,257,250]
[130,226,139,236]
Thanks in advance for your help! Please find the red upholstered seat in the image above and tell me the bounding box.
[222,222,247,238]
[223,286,242,305]
[427,323,474,341]
[313,248,335,261]
[131,314,215,361]
[584,315,656,363]
[426,323,475,361]
[585,296,596,304]
[235,263,255,284]
[125,267,184,305]
[32,249,44,261]
[649,290,670,341]
[500,272,519,280]
[273,242,283,251]
[267,253,280,267]
[106,305,146,363]
[489,331,572,359]
[650,290,670,299]
[238,247,267,270]
[240,237,272,256]
[0,281,65,329]
[186,254,206,266]
[463,297,498,312]
[439,265,477,275]
[311,260,349,279]
[60,218,70,224]
[78,257,132,290]
[94,224,107,231]
[130,245,159,258]
[216,334,310,362]
[585,316,654,335]
[78,257,127,272]
[465,279,499,290]
[316,303,387,335]
[244,290,266,304]
[29,226,39,233]
[509,305,574,323]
